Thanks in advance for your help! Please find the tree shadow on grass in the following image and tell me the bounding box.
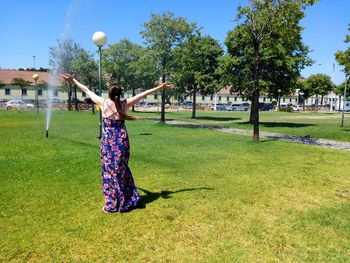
[136,187,214,209]
[237,121,315,128]
[194,116,241,122]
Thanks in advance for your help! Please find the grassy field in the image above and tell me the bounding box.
[133,109,350,142]
[0,110,349,262]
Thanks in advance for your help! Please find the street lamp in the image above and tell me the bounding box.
[32,74,39,114]
[92,31,107,139]
[277,89,281,111]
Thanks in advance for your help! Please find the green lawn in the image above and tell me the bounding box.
[0,110,349,262]
[133,109,350,142]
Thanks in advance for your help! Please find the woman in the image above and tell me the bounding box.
[61,74,173,213]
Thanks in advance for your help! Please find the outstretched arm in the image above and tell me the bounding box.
[60,74,104,105]
[126,83,174,109]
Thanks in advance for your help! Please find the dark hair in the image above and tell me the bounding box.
[108,85,135,120]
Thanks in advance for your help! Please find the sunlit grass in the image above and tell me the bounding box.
[0,110,349,262]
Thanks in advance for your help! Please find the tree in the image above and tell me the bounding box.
[71,50,98,113]
[141,12,195,122]
[335,23,350,77]
[173,34,223,118]
[49,39,85,111]
[103,39,158,111]
[11,78,32,100]
[219,0,317,142]
[335,80,350,98]
[304,74,334,105]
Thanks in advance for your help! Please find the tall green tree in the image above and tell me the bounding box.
[219,0,317,142]
[49,39,85,111]
[103,39,158,111]
[71,50,98,113]
[11,78,32,100]
[141,12,195,122]
[305,74,334,105]
[335,23,350,77]
[173,34,223,118]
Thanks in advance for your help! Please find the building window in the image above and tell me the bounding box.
[226,96,229,102]
[289,98,292,103]
[263,97,266,102]
[5,88,10,95]
[218,96,221,101]
[234,97,237,101]
[210,95,213,101]
[154,94,158,99]
[82,91,86,97]
[202,96,205,101]
[22,89,27,96]
[38,89,43,96]
[295,98,298,103]
[282,98,285,102]
[54,90,58,96]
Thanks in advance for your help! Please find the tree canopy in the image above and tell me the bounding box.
[141,12,196,122]
[219,0,317,142]
[335,23,350,77]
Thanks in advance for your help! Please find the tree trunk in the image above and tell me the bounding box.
[252,40,260,143]
[191,84,197,119]
[252,89,260,143]
[249,107,254,123]
[160,74,166,123]
[68,84,72,111]
[74,86,79,111]
[91,88,96,114]
[132,87,136,112]
[321,95,324,106]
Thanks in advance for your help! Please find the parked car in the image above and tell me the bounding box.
[5,100,35,110]
[225,104,233,111]
[48,98,64,103]
[211,103,226,111]
[291,104,303,111]
[259,103,275,111]
[67,98,83,103]
[232,103,249,111]
[143,102,159,107]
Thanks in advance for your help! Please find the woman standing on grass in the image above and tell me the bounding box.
[61,74,173,213]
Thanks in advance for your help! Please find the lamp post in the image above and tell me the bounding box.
[277,89,281,111]
[32,74,39,114]
[92,31,107,139]
[341,73,348,127]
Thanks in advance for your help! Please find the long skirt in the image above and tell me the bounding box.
[100,118,140,212]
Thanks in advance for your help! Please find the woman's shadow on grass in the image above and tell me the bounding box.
[135,187,214,210]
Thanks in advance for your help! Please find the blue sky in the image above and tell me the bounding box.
[0,0,349,84]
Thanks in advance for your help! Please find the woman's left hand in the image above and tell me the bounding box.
[60,73,75,82]
[158,83,175,90]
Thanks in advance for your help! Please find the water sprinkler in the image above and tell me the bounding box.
[46,129,49,138]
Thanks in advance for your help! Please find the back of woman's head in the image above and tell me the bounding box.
[108,85,122,101]
[108,84,135,120]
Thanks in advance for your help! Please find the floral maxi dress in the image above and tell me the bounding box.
[100,118,140,212]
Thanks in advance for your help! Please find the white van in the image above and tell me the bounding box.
[344,101,350,112]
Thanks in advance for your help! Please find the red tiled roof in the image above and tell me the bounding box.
[0,69,61,86]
